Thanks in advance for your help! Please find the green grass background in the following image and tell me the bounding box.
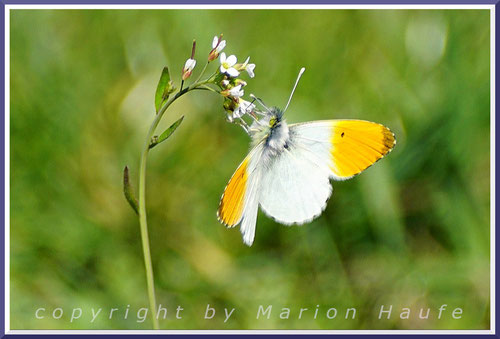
[10,9,491,330]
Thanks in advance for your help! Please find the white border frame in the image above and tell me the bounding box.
[4,4,496,335]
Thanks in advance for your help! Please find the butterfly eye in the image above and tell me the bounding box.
[269,117,277,127]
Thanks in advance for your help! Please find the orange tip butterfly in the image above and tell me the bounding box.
[217,68,396,246]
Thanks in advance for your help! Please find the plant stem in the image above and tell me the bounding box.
[194,61,209,84]
[194,85,220,94]
[137,80,210,330]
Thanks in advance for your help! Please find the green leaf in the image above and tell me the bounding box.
[149,116,184,149]
[123,166,139,215]
[155,67,171,113]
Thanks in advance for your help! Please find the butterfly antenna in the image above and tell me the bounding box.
[283,67,306,113]
[250,94,271,113]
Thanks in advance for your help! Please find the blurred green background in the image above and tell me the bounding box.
[10,9,491,330]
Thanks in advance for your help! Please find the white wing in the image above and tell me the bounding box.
[258,135,334,225]
[257,120,395,225]
[239,168,261,246]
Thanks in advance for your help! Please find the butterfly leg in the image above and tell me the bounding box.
[237,118,250,134]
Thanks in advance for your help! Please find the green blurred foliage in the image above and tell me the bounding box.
[10,9,490,330]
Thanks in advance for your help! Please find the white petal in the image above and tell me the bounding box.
[240,100,255,112]
[230,84,242,92]
[227,67,240,77]
[216,40,226,53]
[220,52,226,63]
[243,56,250,66]
[229,85,243,97]
[226,55,237,66]
[233,101,251,118]
[246,64,255,78]
[220,65,226,73]
[232,108,243,119]
[212,36,218,48]
[184,58,196,70]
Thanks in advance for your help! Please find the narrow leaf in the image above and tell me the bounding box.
[149,116,184,149]
[155,67,171,113]
[123,166,139,215]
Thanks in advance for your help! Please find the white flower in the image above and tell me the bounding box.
[221,79,230,87]
[212,36,226,53]
[228,85,244,98]
[242,57,256,78]
[245,64,255,78]
[220,53,240,77]
[233,98,255,118]
[208,35,226,61]
[221,84,244,98]
[182,58,196,80]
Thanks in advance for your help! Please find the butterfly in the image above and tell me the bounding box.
[217,68,396,246]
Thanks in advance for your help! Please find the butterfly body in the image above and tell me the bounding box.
[249,107,289,153]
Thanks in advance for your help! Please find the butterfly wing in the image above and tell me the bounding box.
[258,141,334,225]
[290,120,396,180]
[258,119,395,225]
[218,142,264,246]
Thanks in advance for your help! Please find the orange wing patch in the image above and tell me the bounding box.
[217,158,249,227]
[330,120,395,179]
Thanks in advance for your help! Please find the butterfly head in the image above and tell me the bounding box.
[248,68,304,148]
[268,107,284,128]
[248,106,289,152]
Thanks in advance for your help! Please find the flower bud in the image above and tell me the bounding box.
[208,34,226,62]
[223,97,236,113]
[165,80,176,96]
[181,40,197,80]
[234,79,247,87]
[182,58,196,80]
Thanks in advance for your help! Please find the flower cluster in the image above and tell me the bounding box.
[219,55,256,122]
[214,50,256,123]
[179,34,257,127]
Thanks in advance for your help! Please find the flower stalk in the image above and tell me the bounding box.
[125,34,257,330]
[137,80,210,330]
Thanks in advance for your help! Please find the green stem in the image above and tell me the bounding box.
[137,80,209,330]
[193,85,220,94]
[194,61,209,84]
